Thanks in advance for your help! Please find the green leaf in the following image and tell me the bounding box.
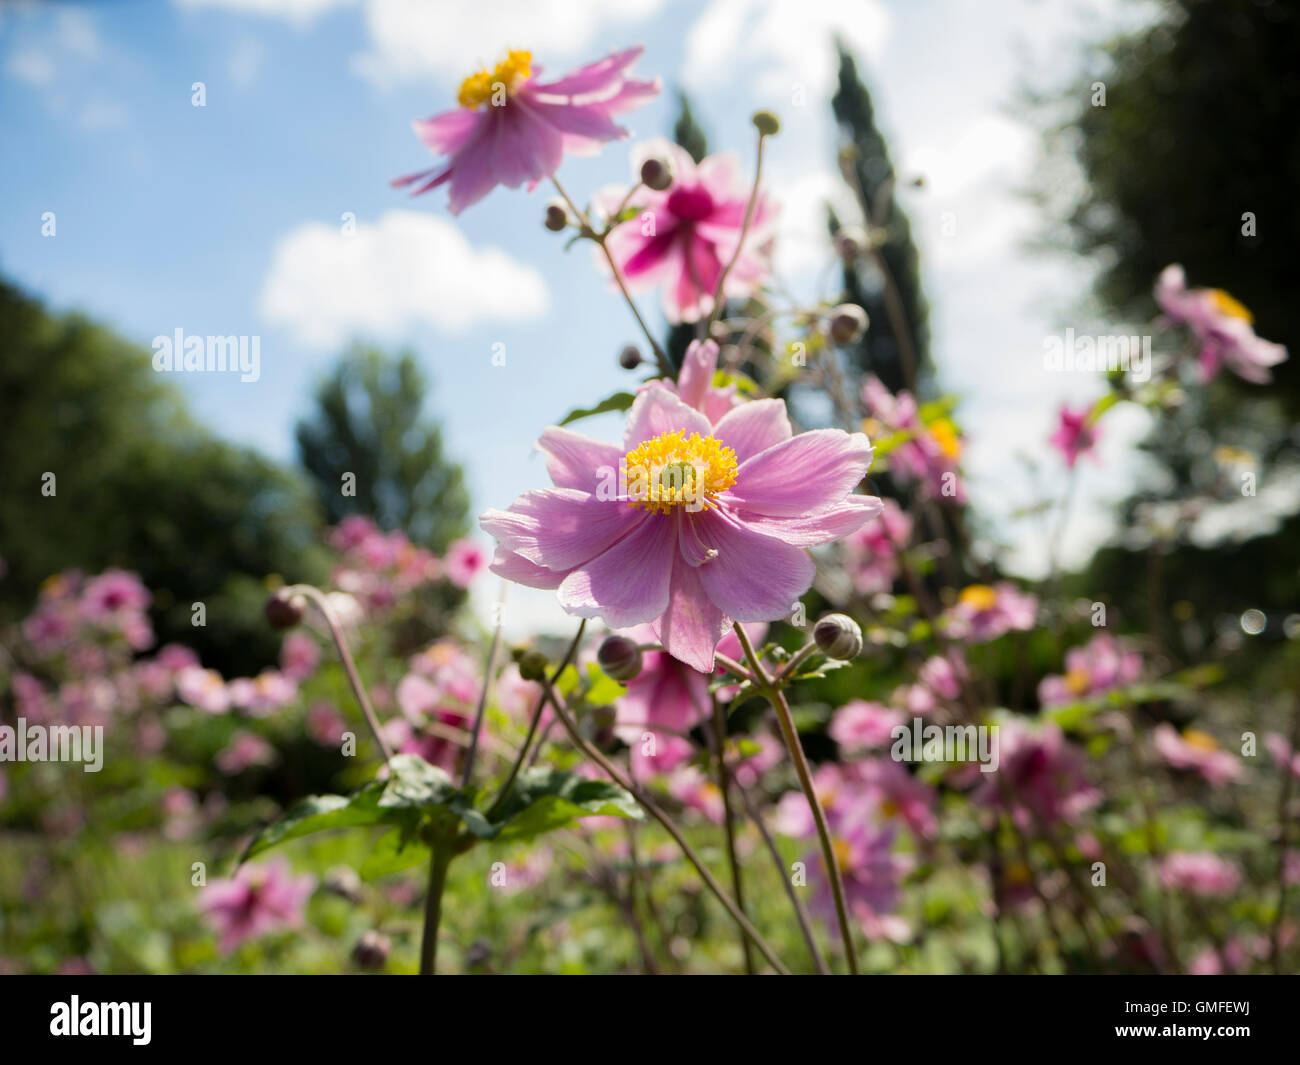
[242,785,389,862]
[360,827,431,879]
[378,753,458,811]
[584,661,627,706]
[558,391,636,427]
[483,767,642,843]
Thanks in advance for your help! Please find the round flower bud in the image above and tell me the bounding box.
[813,614,863,660]
[518,650,550,682]
[639,157,673,191]
[597,634,643,682]
[828,303,869,346]
[264,589,306,629]
[351,930,391,970]
[619,344,643,370]
[544,202,568,232]
[323,865,363,905]
[752,110,781,136]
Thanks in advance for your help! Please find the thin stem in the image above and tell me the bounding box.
[707,130,768,333]
[712,652,754,683]
[419,845,452,975]
[739,782,831,974]
[461,580,506,788]
[550,177,672,378]
[287,584,392,764]
[774,642,818,685]
[710,695,756,974]
[731,622,860,974]
[536,670,790,974]
[488,619,587,817]
[1270,688,1300,972]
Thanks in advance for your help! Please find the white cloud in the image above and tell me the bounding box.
[260,209,550,349]
[79,98,129,130]
[55,9,102,59]
[351,0,665,86]
[173,0,353,24]
[5,48,54,86]
[229,36,266,87]
[683,0,890,99]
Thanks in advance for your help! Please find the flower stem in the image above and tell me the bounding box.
[1270,687,1300,972]
[287,584,392,764]
[732,622,859,974]
[461,580,506,788]
[536,668,791,974]
[710,694,756,974]
[419,844,453,975]
[550,177,673,378]
[706,129,767,334]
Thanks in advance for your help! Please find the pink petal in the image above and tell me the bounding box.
[530,46,645,97]
[736,496,882,546]
[623,386,712,450]
[480,489,643,570]
[712,398,792,462]
[523,96,628,143]
[488,546,565,590]
[413,108,482,155]
[727,429,874,516]
[693,509,816,621]
[446,119,505,214]
[675,339,719,411]
[653,547,729,672]
[557,512,676,627]
[537,426,624,492]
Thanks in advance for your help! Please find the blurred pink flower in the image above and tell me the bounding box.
[229,671,298,718]
[1152,724,1241,788]
[1155,264,1287,383]
[1038,633,1142,706]
[972,718,1098,828]
[200,858,315,954]
[1159,852,1241,896]
[942,583,1038,642]
[830,700,905,753]
[861,375,965,502]
[279,631,320,682]
[444,538,487,588]
[81,569,150,620]
[1048,403,1100,468]
[482,387,880,671]
[666,766,726,823]
[1264,732,1300,779]
[394,46,658,214]
[306,702,348,747]
[601,138,776,323]
[842,497,911,596]
[216,730,277,774]
[176,667,231,714]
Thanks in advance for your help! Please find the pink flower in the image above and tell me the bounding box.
[972,718,1098,827]
[1265,732,1300,779]
[942,583,1038,642]
[1155,264,1287,383]
[443,538,487,588]
[279,631,320,682]
[601,138,776,323]
[830,701,905,753]
[80,569,150,620]
[861,375,965,501]
[229,671,298,718]
[1048,403,1100,468]
[1152,724,1241,788]
[216,730,277,774]
[176,666,231,714]
[200,858,315,954]
[666,766,726,823]
[394,46,658,214]
[653,338,743,424]
[842,497,911,595]
[1158,852,1241,896]
[481,387,880,671]
[306,702,347,747]
[1038,633,1142,707]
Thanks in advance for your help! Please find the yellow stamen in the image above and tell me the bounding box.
[930,417,963,460]
[623,430,738,513]
[457,49,532,110]
[1208,289,1253,324]
[1182,729,1219,753]
[832,836,853,873]
[1064,667,1091,696]
[959,584,998,612]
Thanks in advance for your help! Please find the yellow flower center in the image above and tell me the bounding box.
[1064,667,1092,696]
[1182,728,1219,753]
[930,417,963,460]
[832,836,853,873]
[879,797,900,819]
[623,430,738,513]
[457,49,532,110]
[959,584,998,612]
[1209,288,1253,324]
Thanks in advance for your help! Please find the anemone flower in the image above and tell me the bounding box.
[394,46,658,214]
[1048,403,1101,468]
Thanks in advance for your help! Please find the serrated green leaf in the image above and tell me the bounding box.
[242,784,389,861]
[378,753,458,811]
[360,826,431,879]
[484,767,642,843]
[558,391,636,427]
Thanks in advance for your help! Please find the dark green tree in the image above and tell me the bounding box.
[295,348,469,552]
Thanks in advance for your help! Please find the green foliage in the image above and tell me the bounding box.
[295,347,469,552]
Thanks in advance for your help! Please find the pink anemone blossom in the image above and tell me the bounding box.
[860,375,965,502]
[601,138,776,323]
[1155,264,1287,383]
[200,858,315,954]
[394,46,658,214]
[842,497,911,596]
[1038,633,1142,707]
[1048,403,1101,468]
[972,718,1098,827]
[942,582,1038,642]
[444,538,488,588]
[1153,723,1241,787]
[481,387,880,672]
[1158,852,1241,897]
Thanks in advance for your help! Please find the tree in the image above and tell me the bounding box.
[295,348,469,552]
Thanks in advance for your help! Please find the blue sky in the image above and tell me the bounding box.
[3,0,1161,634]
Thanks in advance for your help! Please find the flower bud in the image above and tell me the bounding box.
[264,589,306,629]
[814,614,863,660]
[518,650,550,682]
[752,110,781,136]
[619,344,643,370]
[351,930,391,970]
[833,225,867,262]
[828,304,869,346]
[544,201,568,232]
[323,865,363,905]
[639,157,673,191]
[597,634,643,682]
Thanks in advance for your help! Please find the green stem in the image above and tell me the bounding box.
[706,130,767,334]
[461,580,506,788]
[732,622,860,974]
[710,695,755,974]
[419,844,453,975]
